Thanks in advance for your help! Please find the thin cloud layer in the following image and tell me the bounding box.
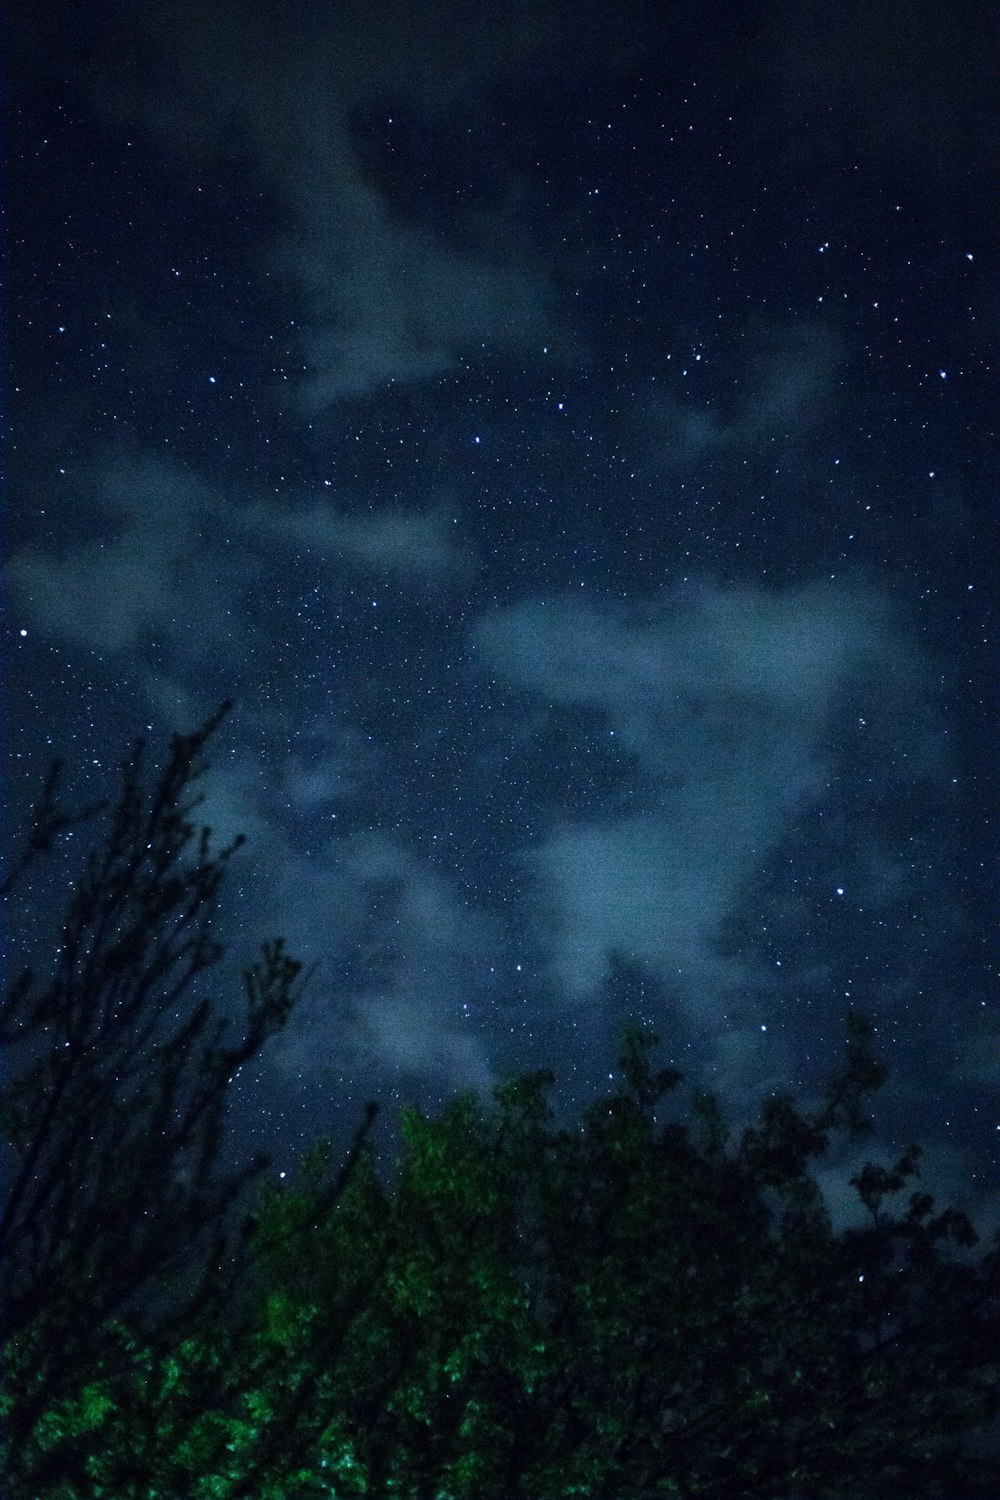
[9,454,473,659]
[474,576,949,1021]
[73,1,580,405]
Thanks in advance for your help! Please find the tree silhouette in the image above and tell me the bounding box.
[23,1018,998,1498]
[0,703,378,1490]
[226,1022,999,1500]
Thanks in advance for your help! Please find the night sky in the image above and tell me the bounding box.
[6,1,998,1222]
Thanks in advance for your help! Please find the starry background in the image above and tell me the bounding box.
[5,0,998,1222]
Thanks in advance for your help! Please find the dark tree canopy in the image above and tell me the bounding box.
[0,705,379,1488]
[2,710,998,1497]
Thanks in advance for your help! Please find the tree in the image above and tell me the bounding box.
[48,1017,997,1499]
[3,709,998,1497]
[0,703,379,1493]
[307,1022,998,1499]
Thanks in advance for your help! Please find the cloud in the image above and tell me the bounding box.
[241,495,472,581]
[8,453,473,660]
[79,0,633,138]
[72,0,593,405]
[7,457,232,654]
[474,574,945,1017]
[265,829,498,1097]
[525,816,748,1000]
[278,719,374,812]
[644,320,846,464]
[475,572,896,735]
[288,227,551,408]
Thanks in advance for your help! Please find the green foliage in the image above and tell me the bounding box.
[5,1008,1000,1496]
[151,1010,993,1500]
[4,713,999,1497]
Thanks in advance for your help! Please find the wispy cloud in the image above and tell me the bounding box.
[9,453,474,659]
[474,574,949,1035]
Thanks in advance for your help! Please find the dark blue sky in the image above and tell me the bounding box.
[6,0,998,1219]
